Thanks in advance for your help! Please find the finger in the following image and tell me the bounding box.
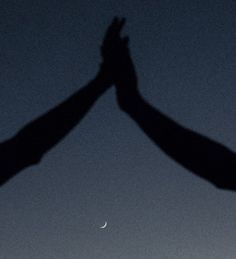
[104,17,119,38]
[102,17,126,54]
[106,18,119,36]
[116,18,126,34]
[106,17,125,40]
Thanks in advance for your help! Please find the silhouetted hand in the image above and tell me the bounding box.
[88,18,127,90]
[105,19,139,111]
[100,18,130,85]
[115,43,140,108]
[101,17,125,69]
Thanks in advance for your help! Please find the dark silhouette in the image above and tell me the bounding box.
[112,21,236,191]
[0,18,126,186]
[3,17,235,191]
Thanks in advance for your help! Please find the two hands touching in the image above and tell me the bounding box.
[0,17,135,187]
[1,17,236,190]
[99,17,139,110]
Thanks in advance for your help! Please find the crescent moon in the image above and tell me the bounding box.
[100,221,107,229]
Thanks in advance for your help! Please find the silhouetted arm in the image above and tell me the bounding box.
[0,68,110,186]
[113,33,236,191]
[0,18,125,186]
[121,92,236,190]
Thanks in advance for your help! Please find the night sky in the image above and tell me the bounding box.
[1,0,236,258]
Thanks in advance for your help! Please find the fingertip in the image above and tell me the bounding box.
[116,18,126,33]
[110,16,118,28]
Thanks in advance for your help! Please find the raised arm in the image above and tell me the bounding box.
[0,18,125,186]
[112,26,236,191]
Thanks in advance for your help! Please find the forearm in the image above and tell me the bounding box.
[13,69,111,164]
[121,90,236,190]
[0,16,125,186]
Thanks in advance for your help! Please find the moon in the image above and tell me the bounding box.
[100,221,107,229]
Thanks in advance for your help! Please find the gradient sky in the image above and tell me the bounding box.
[1,0,236,258]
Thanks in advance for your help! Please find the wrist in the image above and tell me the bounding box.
[96,62,113,85]
[116,85,142,112]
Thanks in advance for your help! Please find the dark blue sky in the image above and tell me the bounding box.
[1,0,236,258]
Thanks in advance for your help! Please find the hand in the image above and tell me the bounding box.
[101,17,125,64]
[114,44,140,111]
[99,17,127,82]
[112,36,138,91]
[104,19,139,111]
[100,17,139,111]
